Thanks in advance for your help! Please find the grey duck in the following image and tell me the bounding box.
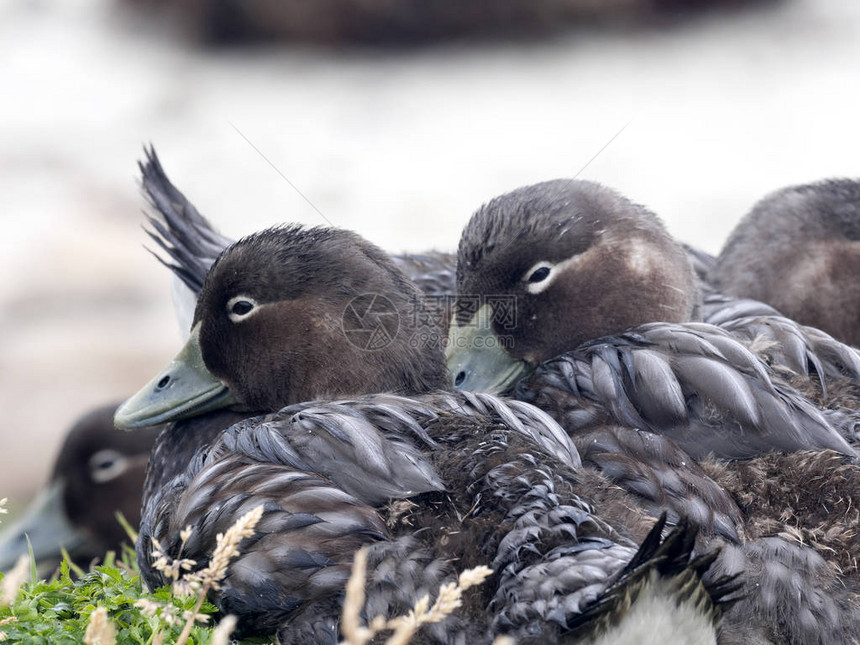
[117,217,746,643]
[446,178,860,644]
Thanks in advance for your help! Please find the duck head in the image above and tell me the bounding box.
[715,178,860,347]
[447,179,699,393]
[116,225,448,428]
[0,403,158,573]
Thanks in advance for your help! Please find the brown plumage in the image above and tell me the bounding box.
[449,178,860,643]
[124,211,740,643]
[714,178,860,348]
[702,450,860,579]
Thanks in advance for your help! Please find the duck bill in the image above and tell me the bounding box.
[0,481,84,574]
[445,303,529,394]
[114,323,237,430]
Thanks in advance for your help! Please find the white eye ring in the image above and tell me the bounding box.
[89,449,129,484]
[523,262,555,295]
[227,295,259,323]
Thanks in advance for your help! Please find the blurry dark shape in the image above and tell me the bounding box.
[122,0,784,46]
[0,403,161,574]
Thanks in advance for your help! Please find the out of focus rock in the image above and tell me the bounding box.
[123,0,784,45]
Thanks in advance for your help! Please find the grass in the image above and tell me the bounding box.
[0,498,498,645]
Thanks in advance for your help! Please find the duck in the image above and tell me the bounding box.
[114,214,751,643]
[141,148,755,539]
[712,178,860,349]
[0,403,162,574]
[447,179,858,457]
[136,152,860,641]
[445,178,860,643]
[134,153,860,640]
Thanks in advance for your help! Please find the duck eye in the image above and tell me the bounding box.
[232,301,254,316]
[88,449,128,483]
[226,296,259,322]
[528,266,551,283]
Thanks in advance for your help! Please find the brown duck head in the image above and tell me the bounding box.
[116,225,448,428]
[448,179,700,393]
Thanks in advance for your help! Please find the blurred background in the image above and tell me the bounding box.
[2,0,859,509]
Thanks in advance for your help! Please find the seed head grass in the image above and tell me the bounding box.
[340,547,494,645]
[0,495,505,644]
[83,606,117,645]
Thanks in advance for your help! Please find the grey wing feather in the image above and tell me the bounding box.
[213,409,444,506]
[139,145,234,295]
[211,392,580,506]
[701,293,783,325]
[455,392,582,467]
[139,455,390,634]
[391,251,457,297]
[720,315,860,385]
[725,537,860,645]
[281,391,581,469]
[519,322,856,460]
[142,453,470,641]
[575,426,743,542]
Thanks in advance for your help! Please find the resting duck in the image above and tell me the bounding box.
[446,178,860,643]
[713,179,860,349]
[0,403,161,573]
[114,215,751,643]
[447,179,858,458]
[135,153,860,640]
[142,148,754,539]
[136,153,860,641]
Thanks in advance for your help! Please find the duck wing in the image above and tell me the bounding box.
[139,145,234,296]
[516,322,856,460]
[206,392,580,507]
[138,392,654,643]
[140,451,469,641]
[697,295,860,443]
[391,251,457,297]
[575,426,743,542]
[211,404,446,507]
[138,391,860,643]
[718,315,860,387]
